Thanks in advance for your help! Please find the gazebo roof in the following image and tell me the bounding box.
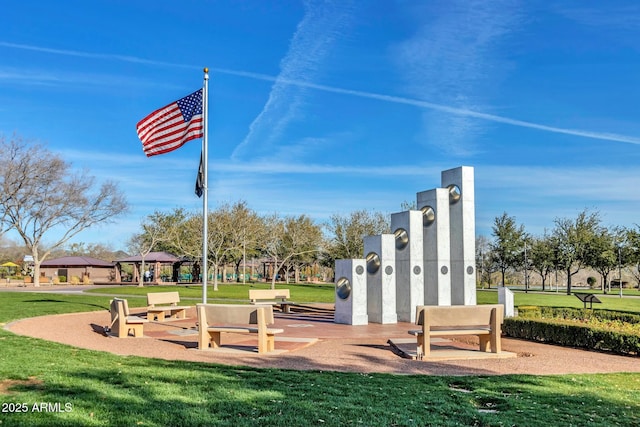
[41,256,114,268]
[116,251,180,263]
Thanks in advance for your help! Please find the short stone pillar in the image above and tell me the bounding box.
[364,234,397,324]
[334,259,368,325]
[498,287,515,318]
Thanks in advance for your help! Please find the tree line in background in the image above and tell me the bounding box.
[126,202,389,289]
[3,135,640,292]
[479,210,640,294]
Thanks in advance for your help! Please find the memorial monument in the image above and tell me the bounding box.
[334,166,476,325]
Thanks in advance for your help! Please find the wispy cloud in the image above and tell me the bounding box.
[0,66,169,89]
[0,41,194,69]
[3,39,640,146]
[555,5,640,30]
[230,0,354,161]
[392,0,523,155]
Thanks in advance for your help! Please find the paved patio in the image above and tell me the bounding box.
[6,297,640,376]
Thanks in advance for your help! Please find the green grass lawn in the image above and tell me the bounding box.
[84,282,336,304]
[1,291,640,426]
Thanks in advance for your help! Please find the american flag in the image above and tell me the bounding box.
[136,89,204,157]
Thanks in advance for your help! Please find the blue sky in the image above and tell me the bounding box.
[2,1,640,251]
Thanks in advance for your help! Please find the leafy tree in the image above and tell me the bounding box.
[551,209,601,295]
[584,227,618,293]
[624,226,640,289]
[0,135,128,286]
[324,210,389,265]
[490,213,526,287]
[528,234,555,291]
[281,215,323,283]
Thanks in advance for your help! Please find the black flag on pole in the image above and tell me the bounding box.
[195,152,204,197]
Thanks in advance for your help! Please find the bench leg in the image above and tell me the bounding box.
[265,333,276,352]
[258,331,268,354]
[479,333,500,353]
[210,331,222,349]
[148,311,165,321]
[171,309,186,319]
[491,332,501,353]
[128,324,144,338]
[416,334,428,359]
[479,335,490,352]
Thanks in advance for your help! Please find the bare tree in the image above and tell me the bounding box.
[0,135,128,286]
[224,201,264,282]
[261,214,322,289]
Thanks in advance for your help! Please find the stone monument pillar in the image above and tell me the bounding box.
[364,234,397,324]
[442,166,476,305]
[417,188,451,306]
[390,210,424,322]
[334,259,368,325]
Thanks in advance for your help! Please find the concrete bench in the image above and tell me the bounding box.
[248,289,293,313]
[146,291,192,321]
[108,298,148,338]
[197,303,284,354]
[409,304,504,360]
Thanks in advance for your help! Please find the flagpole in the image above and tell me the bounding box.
[202,67,209,304]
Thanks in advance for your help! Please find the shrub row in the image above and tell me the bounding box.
[503,317,640,356]
[516,305,640,324]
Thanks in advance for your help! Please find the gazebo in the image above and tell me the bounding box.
[40,256,115,283]
[115,252,183,283]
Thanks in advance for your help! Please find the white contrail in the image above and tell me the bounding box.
[211,70,640,145]
[2,40,640,145]
[231,0,354,160]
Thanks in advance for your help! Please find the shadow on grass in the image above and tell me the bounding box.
[3,357,639,426]
[24,298,109,311]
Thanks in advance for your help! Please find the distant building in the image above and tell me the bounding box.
[40,256,115,283]
[115,252,183,283]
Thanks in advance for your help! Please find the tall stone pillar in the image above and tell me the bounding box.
[442,166,476,305]
[417,188,451,306]
[390,210,424,322]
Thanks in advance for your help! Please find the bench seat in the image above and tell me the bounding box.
[109,298,148,338]
[248,289,293,313]
[410,304,504,359]
[197,303,283,353]
[147,291,192,321]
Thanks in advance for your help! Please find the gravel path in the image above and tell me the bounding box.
[5,307,640,376]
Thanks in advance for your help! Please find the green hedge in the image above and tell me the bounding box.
[505,306,640,356]
[535,306,640,324]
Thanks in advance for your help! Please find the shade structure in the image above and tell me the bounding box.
[1,261,19,268]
